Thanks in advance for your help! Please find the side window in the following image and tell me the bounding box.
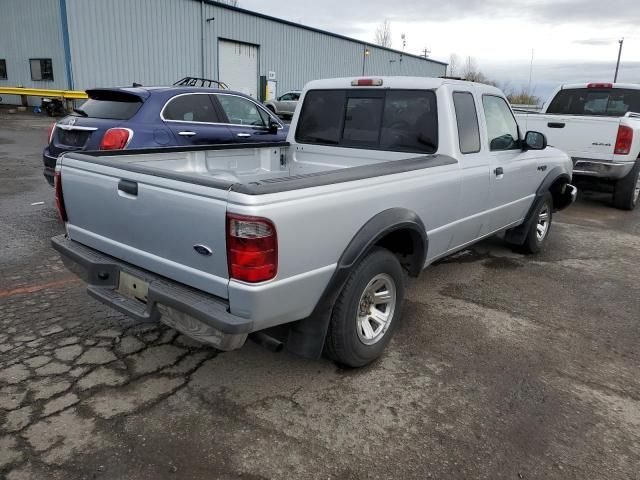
[162,94,219,122]
[482,95,520,151]
[217,95,266,126]
[30,59,53,81]
[0,60,7,80]
[280,93,294,101]
[453,92,481,153]
[292,93,300,101]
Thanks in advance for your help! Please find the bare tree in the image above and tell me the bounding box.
[461,56,497,86]
[374,19,392,48]
[448,53,460,77]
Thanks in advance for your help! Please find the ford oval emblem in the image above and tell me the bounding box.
[193,245,213,256]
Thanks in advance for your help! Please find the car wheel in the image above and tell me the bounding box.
[613,160,640,211]
[520,192,553,254]
[325,247,405,367]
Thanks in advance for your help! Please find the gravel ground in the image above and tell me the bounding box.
[1,108,639,480]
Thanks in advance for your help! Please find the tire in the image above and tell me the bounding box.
[613,160,640,211]
[325,248,405,367]
[520,192,553,254]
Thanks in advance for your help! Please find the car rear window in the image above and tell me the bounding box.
[547,88,640,117]
[74,97,142,120]
[296,89,438,154]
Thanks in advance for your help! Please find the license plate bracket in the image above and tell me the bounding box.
[117,271,149,303]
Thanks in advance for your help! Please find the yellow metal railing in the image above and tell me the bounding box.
[0,86,88,100]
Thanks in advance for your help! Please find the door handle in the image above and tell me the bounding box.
[118,179,138,196]
[236,133,252,138]
[494,167,504,179]
[178,131,197,136]
[547,122,565,128]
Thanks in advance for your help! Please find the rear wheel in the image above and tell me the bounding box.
[325,248,405,367]
[613,160,640,210]
[520,192,553,254]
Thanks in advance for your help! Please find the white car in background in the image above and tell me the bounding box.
[264,90,301,117]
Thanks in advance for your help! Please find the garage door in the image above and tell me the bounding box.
[218,39,259,98]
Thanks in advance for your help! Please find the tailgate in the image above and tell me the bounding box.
[60,156,230,298]
[519,113,619,160]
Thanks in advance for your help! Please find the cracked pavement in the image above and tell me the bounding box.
[1,108,639,479]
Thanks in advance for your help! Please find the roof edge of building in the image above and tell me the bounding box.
[200,0,448,67]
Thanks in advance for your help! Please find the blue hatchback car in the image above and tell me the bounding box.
[43,86,288,185]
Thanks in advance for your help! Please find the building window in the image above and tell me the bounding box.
[29,58,53,81]
[0,60,6,80]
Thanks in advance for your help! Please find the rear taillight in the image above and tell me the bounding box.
[100,128,132,150]
[614,125,633,155]
[47,123,56,144]
[226,213,277,283]
[587,83,613,89]
[54,171,68,223]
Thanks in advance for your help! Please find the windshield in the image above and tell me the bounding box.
[547,88,640,117]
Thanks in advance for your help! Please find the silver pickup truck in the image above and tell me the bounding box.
[52,77,576,367]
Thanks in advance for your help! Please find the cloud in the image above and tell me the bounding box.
[239,0,640,34]
[573,38,616,46]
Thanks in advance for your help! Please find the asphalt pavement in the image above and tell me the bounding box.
[1,108,639,480]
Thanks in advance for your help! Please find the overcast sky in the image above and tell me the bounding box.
[239,0,640,102]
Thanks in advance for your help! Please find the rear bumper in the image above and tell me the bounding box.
[51,235,251,350]
[572,158,635,180]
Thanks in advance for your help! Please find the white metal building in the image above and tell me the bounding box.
[0,0,447,104]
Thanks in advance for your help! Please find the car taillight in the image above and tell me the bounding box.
[614,125,633,155]
[47,123,56,144]
[100,128,131,150]
[54,171,68,223]
[226,213,277,283]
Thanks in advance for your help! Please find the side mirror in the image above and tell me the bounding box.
[268,116,280,134]
[524,131,547,150]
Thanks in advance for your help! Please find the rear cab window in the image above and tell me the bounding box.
[452,92,481,154]
[295,89,438,154]
[75,91,143,120]
[547,88,640,117]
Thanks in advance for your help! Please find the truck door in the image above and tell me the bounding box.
[448,90,492,249]
[481,95,539,233]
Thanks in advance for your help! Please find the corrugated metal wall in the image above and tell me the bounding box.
[0,0,67,105]
[65,0,446,93]
[202,3,446,93]
[66,0,203,89]
[0,0,447,102]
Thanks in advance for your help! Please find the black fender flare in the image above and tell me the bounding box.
[286,208,428,359]
[505,167,571,245]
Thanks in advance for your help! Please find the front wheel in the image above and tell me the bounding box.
[520,192,553,254]
[613,160,640,210]
[325,248,405,367]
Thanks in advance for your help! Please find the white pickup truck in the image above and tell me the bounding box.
[516,83,640,210]
[52,77,576,367]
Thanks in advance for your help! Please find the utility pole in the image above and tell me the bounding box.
[527,49,534,94]
[614,37,624,83]
[362,46,370,76]
[421,48,431,59]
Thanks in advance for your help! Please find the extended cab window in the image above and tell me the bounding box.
[296,89,438,154]
[547,88,640,117]
[453,92,481,153]
[482,95,520,151]
[163,94,219,123]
